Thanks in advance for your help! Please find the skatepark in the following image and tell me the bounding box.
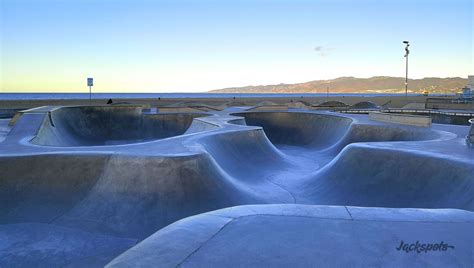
[0,105,473,267]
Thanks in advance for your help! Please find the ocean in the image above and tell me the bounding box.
[0,92,450,100]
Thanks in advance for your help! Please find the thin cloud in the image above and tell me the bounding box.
[314,45,334,57]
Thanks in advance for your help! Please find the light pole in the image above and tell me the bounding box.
[403,41,410,97]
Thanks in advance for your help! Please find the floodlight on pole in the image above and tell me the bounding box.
[403,41,410,97]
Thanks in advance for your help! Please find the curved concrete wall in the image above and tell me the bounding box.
[232,111,443,153]
[295,145,474,211]
[326,123,445,154]
[233,112,353,149]
[194,128,294,187]
[0,153,275,239]
[0,154,107,224]
[32,106,207,146]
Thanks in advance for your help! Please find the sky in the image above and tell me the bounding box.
[0,0,473,93]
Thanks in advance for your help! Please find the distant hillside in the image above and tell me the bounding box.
[210,76,467,94]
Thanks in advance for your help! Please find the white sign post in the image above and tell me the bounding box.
[87,78,93,103]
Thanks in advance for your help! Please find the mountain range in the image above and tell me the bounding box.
[210,76,468,94]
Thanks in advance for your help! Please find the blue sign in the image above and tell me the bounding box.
[87,78,93,87]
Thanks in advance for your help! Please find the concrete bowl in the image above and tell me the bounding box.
[31,106,208,146]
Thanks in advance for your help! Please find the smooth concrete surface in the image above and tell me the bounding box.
[0,223,136,267]
[31,106,208,146]
[107,205,473,267]
[0,105,473,267]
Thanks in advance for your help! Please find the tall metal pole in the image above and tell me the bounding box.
[403,41,410,98]
[405,53,408,97]
[89,85,92,103]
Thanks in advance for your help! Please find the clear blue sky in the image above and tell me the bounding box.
[1,0,472,92]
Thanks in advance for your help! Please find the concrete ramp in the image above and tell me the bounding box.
[294,144,474,211]
[0,152,286,240]
[52,153,282,239]
[233,111,352,149]
[233,111,443,153]
[32,106,207,146]
[0,154,107,224]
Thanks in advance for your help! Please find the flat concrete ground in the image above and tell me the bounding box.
[108,205,473,267]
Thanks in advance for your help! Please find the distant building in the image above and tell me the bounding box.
[461,75,473,99]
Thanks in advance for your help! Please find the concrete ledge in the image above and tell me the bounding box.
[369,112,432,127]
